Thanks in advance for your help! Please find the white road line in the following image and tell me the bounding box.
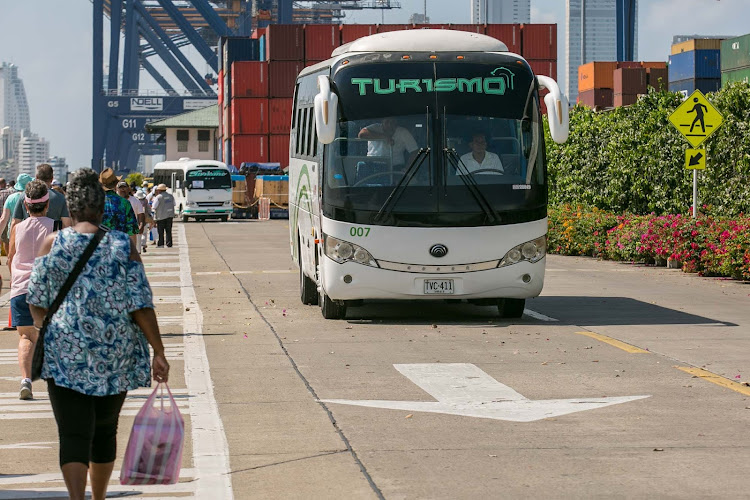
[195,271,222,276]
[149,281,183,288]
[153,295,185,304]
[261,269,296,274]
[144,262,182,268]
[147,271,181,277]
[0,469,196,487]
[523,309,559,322]
[156,316,184,325]
[178,224,234,499]
[0,442,55,450]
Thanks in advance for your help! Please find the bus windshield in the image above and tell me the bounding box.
[186,168,231,190]
[322,58,545,227]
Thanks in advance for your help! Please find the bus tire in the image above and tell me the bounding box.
[320,291,347,319]
[221,215,228,222]
[498,298,525,318]
[300,265,318,305]
[182,214,189,223]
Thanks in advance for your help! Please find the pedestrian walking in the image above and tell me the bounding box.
[27,168,169,500]
[135,190,153,253]
[0,177,14,258]
[0,174,34,263]
[12,164,72,230]
[152,184,176,248]
[7,180,55,400]
[99,168,139,249]
[117,181,145,253]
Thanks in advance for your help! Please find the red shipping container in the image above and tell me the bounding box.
[269,134,291,168]
[270,98,293,134]
[341,24,376,44]
[218,69,224,104]
[265,24,304,61]
[231,98,269,135]
[448,24,485,34]
[377,24,411,33]
[521,24,557,59]
[527,59,557,81]
[411,24,449,30]
[222,107,230,140]
[647,68,669,91]
[640,61,667,69]
[231,61,269,98]
[305,24,341,61]
[485,24,521,54]
[269,61,304,98]
[251,28,266,40]
[232,134,269,164]
[617,61,643,69]
[305,60,324,68]
[577,89,613,108]
[613,67,647,95]
[614,94,639,107]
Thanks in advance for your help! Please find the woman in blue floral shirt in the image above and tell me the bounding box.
[28,168,169,500]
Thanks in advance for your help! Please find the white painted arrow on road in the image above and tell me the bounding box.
[321,364,650,422]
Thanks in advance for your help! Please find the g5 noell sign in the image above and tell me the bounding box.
[350,68,517,96]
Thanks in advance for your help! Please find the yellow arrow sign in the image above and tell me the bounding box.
[669,90,723,147]
[685,148,706,170]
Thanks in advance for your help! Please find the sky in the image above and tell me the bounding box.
[1,0,749,170]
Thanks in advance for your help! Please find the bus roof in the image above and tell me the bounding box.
[331,29,509,58]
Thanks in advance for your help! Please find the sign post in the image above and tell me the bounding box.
[669,90,723,217]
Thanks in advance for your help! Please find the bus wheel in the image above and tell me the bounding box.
[320,291,347,319]
[498,298,525,318]
[182,214,189,223]
[220,215,228,222]
[300,265,318,305]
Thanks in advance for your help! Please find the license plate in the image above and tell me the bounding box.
[423,279,454,294]
[207,208,215,213]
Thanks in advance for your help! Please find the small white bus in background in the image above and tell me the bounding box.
[152,158,233,222]
[289,29,569,319]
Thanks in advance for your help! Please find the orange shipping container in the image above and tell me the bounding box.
[376,24,411,33]
[232,135,269,164]
[230,61,269,98]
[270,98,293,134]
[231,98,269,135]
[578,62,619,92]
[640,61,668,70]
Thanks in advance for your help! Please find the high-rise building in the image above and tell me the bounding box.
[47,156,68,183]
[0,62,31,160]
[566,0,638,101]
[17,129,49,177]
[471,0,530,24]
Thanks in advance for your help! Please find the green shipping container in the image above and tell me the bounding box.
[721,67,750,86]
[721,34,750,71]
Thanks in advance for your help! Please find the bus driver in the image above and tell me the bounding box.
[358,117,419,169]
[460,132,504,174]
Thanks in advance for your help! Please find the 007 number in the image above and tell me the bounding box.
[349,227,370,237]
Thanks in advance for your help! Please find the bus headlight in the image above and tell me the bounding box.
[498,236,546,268]
[324,234,378,267]
[223,200,232,206]
[187,202,198,208]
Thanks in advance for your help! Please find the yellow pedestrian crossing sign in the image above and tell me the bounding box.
[669,90,723,147]
[685,148,706,170]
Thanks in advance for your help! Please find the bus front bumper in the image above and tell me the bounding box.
[183,208,232,215]
[320,256,545,301]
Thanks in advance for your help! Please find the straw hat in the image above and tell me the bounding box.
[99,168,121,190]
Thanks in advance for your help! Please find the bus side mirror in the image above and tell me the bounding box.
[536,75,569,144]
[314,75,339,145]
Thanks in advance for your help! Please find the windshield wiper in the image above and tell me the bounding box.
[443,148,501,224]
[373,147,431,223]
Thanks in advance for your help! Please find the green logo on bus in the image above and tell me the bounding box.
[351,68,515,96]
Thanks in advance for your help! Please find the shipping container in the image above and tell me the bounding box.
[231,99,269,135]
[578,62,618,92]
[254,174,289,206]
[721,67,750,86]
[485,24,520,54]
[223,69,231,105]
[222,107,229,144]
[527,59,557,80]
[232,134,269,164]
[218,69,224,105]
[259,35,266,62]
[614,67,647,95]
[270,98,293,134]
[721,34,750,71]
[640,61,668,70]
[577,89,614,108]
[251,28,266,40]
[647,68,669,91]
[265,24,304,61]
[269,135,291,169]
[412,24,449,30]
[230,61,269,98]
[617,61,643,69]
[305,60,324,68]
[614,94,639,107]
[448,24,484,34]
[668,50,721,81]
[341,24,376,44]
[221,37,261,72]
[305,24,341,61]
[521,24,556,59]
[269,61,304,98]
[671,38,723,55]
[668,78,721,94]
[224,138,231,165]
[376,24,411,33]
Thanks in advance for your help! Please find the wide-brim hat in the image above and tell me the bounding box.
[99,168,121,190]
[135,190,147,200]
[15,173,33,192]
[156,183,168,191]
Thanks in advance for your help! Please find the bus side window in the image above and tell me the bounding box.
[306,106,314,157]
[300,108,308,158]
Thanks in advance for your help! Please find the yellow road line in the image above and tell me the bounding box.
[575,331,651,354]
[675,366,750,396]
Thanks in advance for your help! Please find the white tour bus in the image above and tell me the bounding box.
[152,158,233,222]
[289,29,569,319]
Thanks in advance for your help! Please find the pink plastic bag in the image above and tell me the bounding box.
[120,383,184,485]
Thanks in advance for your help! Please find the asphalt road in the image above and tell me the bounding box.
[1,219,749,499]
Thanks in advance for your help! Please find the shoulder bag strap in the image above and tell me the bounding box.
[40,226,109,329]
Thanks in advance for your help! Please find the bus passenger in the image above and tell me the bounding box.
[460,133,504,175]
[358,117,418,169]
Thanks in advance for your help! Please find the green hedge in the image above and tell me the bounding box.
[544,82,750,216]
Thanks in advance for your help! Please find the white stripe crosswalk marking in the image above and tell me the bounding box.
[0,468,196,486]
[149,281,182,288]
[147,271,180,277]
[144,262,182,268]
[153,295,184,303]
[157,316,184,325]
